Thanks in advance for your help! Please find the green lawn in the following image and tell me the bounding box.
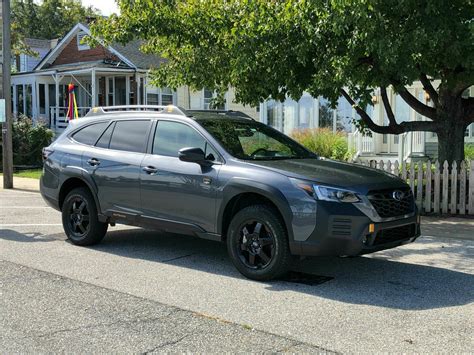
[1,169,43,179]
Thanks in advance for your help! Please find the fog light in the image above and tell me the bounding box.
[369,223,375,233]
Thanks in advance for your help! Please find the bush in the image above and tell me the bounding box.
[291,128,352,161]
[465,144,474,160]
[0,115,53,168]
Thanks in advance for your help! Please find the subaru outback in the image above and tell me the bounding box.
[41,105,420,280]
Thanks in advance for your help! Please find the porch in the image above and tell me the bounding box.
[11,65,176,133]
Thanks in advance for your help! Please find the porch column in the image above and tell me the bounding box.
[136,73,141,105]
[125,75,130,105]
[55,75,59,131]
[32,79,38,122]
[91,68,97,107]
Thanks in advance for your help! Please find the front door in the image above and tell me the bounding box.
[82,119,152,216]
[140,120,221,233]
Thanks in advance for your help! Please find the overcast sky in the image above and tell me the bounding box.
[80,0,120,16]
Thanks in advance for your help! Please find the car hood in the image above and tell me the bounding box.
[248,158,406,194]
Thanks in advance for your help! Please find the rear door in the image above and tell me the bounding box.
[82,119,152,216]
[140,120,221,233]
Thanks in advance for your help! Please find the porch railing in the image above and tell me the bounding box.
[348,130,375,159]
[49,107,91,132]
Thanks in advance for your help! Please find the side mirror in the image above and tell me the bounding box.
[178,147,213,166]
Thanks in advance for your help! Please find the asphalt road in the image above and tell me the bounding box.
[1,188,473,353]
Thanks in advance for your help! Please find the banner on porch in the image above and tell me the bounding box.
[66,83,79,120]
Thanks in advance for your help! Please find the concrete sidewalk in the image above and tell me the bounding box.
[1,176,472,240]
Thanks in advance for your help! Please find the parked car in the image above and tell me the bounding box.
[40,105,420,280]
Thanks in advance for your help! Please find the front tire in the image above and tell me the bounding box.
[227,205,292,281]
[62,187,108,246]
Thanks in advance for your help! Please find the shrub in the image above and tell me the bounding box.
[291,128,352,161]
[465,144,474,160]
[0,115,53,168]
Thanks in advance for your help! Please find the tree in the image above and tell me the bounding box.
[90,0,474,162]
[11,0,99,57]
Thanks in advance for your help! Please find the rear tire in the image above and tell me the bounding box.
[227,205,291,281]
[62,187,108,246]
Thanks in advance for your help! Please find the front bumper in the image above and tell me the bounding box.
[290,201,420,256]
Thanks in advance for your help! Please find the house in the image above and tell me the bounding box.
[11,23,258,133]
[259,86,474,162]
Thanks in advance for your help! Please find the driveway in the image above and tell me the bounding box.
[1,187,473,353]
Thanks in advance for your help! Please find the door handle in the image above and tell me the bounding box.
[87,158,101,166]
[142,166,158,174]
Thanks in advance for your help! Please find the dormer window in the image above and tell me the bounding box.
[77,31,90,51]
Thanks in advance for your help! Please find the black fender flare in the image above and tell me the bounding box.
[217,179,294,241]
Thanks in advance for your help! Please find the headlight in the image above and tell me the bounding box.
[313,185,360,203]
[290,178,360,203]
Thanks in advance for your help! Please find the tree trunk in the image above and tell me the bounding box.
[436,119,466,163]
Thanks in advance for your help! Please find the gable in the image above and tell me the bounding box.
[51,35,120,67]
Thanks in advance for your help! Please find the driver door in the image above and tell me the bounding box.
[140,120,221,233]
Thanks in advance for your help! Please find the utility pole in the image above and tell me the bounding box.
[1,0,13,188]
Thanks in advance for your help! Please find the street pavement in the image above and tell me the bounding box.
[0,184,473,353]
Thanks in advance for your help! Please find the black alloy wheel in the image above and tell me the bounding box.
[237,220,275,269]
[62,187,108,246]
[227,204,292,281]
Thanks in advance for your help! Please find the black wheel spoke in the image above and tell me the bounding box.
[242,227,249,237]
[259,250,271,263]
[78,223,86,234]
[253,222,262,235]
[78,201,86,212]
[259,236,273,246]
[248,253,256,266]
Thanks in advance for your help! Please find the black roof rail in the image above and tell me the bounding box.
[186,109,254,120]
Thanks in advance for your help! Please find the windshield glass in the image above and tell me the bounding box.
[197,118,316,160]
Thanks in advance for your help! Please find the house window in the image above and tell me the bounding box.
[147,93,159,105]
[39,84,46,114]
[108,78,114,106]
[77,31,90,51]
[203,88,225,110]
[115,77,126,106]
[161,87,174,105]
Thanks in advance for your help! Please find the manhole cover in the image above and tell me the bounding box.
[282,271,334,286]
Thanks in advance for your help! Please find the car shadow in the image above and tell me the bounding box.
[84,227,474,311]
[0,229,62,243]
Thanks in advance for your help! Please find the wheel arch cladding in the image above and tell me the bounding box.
[58,177,100,212]
[219,181,293,241]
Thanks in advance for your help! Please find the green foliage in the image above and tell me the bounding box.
[11,0,99,55]
[13,169,43,179]
[291,128,352,161]
[465,144,474,160]
[9,115,53,166]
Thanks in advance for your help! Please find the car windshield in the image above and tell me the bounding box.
[197,118,316,160]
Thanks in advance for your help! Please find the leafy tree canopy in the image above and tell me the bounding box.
[91,0,473,161]
[11,0,99,56]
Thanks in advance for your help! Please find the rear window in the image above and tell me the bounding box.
[109,120,151,153]
[71,122,108,146]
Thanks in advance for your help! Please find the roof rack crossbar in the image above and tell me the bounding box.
[86,105,189,117]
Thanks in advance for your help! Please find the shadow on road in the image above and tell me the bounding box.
[82,227,474,311]
[0,229,61,243]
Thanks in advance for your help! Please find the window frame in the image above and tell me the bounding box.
[150,119,223,163]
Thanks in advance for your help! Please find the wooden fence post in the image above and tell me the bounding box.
[442,160,449,214]
[417,160,423,209]
[425,160,432,214]
[401,161,407,181]
[459,161,466,215]
[450,161,458,214]
[434,160,440,214]
[469,160,474,215]
[409,162,415,195]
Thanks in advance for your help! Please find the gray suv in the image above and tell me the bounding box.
[41,105,420,280]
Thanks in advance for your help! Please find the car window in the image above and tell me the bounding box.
[153,121,218,160]
[95,122,115,149]
[71,122,109,146]
[109,120,151,153]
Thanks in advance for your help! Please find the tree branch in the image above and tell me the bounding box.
[380,87,397,126]
[396,86,437,120]
[419,72,439,106]
[340,89,437,134]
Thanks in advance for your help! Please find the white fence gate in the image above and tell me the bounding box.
[355,159,474,215]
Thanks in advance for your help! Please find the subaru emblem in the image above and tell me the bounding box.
[392,190,405,201]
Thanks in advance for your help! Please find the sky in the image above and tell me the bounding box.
[80,0,120,16]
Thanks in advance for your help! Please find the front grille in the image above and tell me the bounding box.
[373,224,416,246]
[368,187,415,218]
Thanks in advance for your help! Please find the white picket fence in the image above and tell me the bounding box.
[355,159,474,215]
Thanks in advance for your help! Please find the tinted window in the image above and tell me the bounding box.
[198,118,315,160]
[109,120,151,153]
[72,122,108,146]
[153,121,217,159]
[95,122,115,149]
